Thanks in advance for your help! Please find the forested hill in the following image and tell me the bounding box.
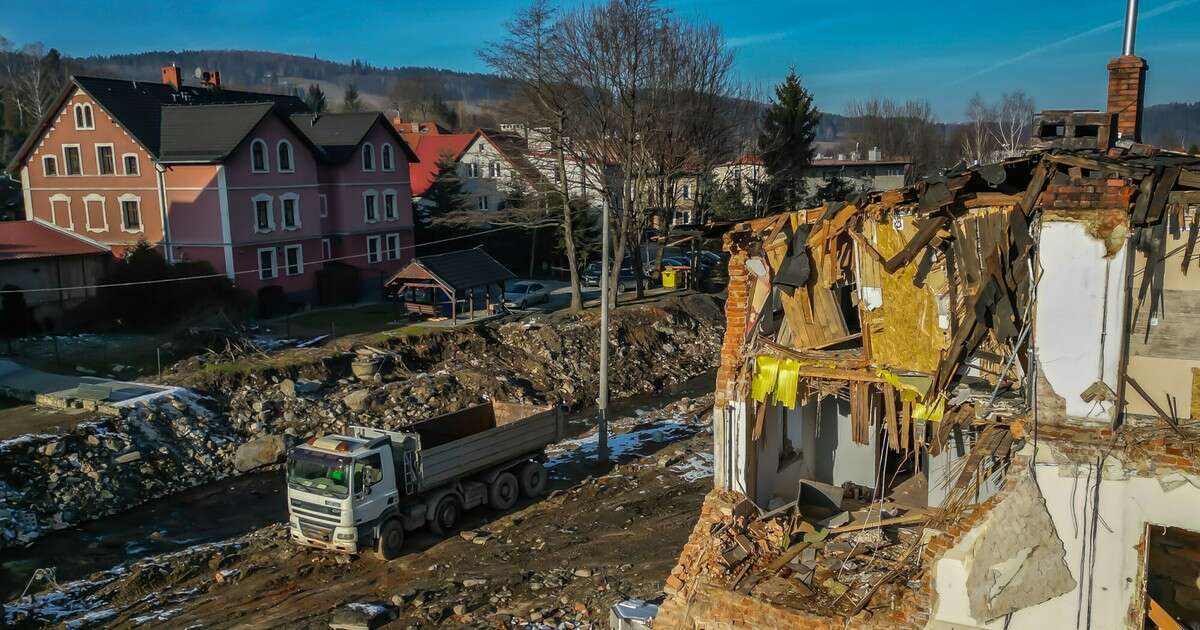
[74,49,518,103]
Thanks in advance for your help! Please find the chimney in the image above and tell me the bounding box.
[1106,0,1148,142]
[161,64,183,90]
[198,69,221,89]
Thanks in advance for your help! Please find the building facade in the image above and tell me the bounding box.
[7,67,416,305]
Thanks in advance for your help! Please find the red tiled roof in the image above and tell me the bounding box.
[406,133,476,197]
[0,221,109,261]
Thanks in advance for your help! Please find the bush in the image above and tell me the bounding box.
[82,241,251,330]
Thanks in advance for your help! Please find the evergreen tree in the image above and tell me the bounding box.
[305,83,327,113]
[342,84,363,112]
[758,69,820,212]
[709,180,753,221]
[806,175,855,207]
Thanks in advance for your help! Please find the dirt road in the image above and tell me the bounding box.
[6,392,715,629]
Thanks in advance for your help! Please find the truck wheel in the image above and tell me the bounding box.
[489,472,519,511]
[376,519,404,560]
[428,496,461,535]
[518,462,548,497]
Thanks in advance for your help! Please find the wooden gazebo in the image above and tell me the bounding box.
[386,247,516,320]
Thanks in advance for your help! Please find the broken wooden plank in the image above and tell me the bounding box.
[1132,166,1162,224]
[1043,152,1150,179]
[881,215,949,273]
[963,192,1021,208]
[1148,596,1184,630]
[1147,166,1183,225]
[883,384,900,451]
[1125,375,1186,437]
[765,542,811,574]
[1019,160,1052,216]
[1179,168,1200,189]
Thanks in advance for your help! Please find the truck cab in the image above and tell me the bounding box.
[286,434,406,555]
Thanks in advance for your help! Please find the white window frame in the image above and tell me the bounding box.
[258,247,278,280]
[82,193,107,232]
[49,193,73,230]
[279,192,301,231]
[385,233,401,261]
[489,161,502,178]
[465,162,478,178]
[318,193,328,218]
[361,143,375,171]
[321,238,332,261]
[381,143,395,171]
[252,193,275,233]
[276,140,295,173]
[478,195,489,211]
[62,144,83,176]
[73,103,94,130]
[283,244,304,276]
[366,235,382,264]
[363,190,379,224]
[250,138,269,173]
[42,155,58,177]
[118,193,143,233]
[121,153,140,176]
[383,189,398,221]
[95,143,116,176]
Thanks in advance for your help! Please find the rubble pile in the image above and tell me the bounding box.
[0,394,238,550]
[221,295,724,439]
[667,493,927,618]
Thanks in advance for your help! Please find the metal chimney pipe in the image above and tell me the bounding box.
[1122,0,1139,56]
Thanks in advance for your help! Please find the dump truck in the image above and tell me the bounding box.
[285,401,563,559]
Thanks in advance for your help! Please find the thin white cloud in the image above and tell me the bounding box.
[950,0,1200,86]
[727,30,791,47]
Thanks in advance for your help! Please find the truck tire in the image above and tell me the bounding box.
[428,495,461,535]
[376,519,404,560]
[489,472,519,510]
[518,461,548,497]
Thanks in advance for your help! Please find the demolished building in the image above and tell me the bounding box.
[655,29,1200,630]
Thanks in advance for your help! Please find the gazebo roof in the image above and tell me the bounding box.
[387,246,515,292]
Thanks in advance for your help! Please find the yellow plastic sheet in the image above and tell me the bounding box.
[912,394,945,422]
[773,359,801,409]
[875,368,933,403]
[752,356,781,403]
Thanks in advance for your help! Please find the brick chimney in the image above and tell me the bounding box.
[161,64,183,90]
[1106,0,1147,142]
[1107,56,1147,142]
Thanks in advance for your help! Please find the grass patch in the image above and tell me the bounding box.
[273,303,411,339]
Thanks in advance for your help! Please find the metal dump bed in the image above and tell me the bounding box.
[410,402,562,490]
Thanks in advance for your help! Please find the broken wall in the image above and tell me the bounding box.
[1034,219,1128,423]
[753,398,874,505]
[931,440,1200,629]
[1126,208,1200,419]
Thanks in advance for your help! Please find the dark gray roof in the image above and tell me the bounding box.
[400,247,515,291]
[72,75,307,158]
[158,102,275,162]
[291,112,419,164]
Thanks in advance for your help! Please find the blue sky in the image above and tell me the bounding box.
[3,0,1198,121]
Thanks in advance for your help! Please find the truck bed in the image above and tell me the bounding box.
[408,402,563,489]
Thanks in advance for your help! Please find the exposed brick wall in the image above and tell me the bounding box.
[715,246,750,407]
[1039,179,1135,210]
[1107,55,1148,142]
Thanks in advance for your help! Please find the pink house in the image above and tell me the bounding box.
[6,65,417,306]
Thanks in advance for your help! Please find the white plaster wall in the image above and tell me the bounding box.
[1035,222,1127,421]
[714,401,751,495]
[932,443,1200,629]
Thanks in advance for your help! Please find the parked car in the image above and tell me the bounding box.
[582,262,642,292]
[503,281,551,308]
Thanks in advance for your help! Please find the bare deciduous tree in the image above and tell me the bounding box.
[992,90,1034,158]
[845,97,948,179]
[961,92,996,166]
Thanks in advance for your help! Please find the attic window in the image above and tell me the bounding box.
[277,140,294,173]
[73,104,94,130]
[362,143,375,171]
[251,139,269,173]
[381,144,394,171]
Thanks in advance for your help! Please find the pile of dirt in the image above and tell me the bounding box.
[0,393,238,550]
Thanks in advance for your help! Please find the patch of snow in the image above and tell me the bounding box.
[670,452,715,482]
[545,420,699,468]
[132,608,181,625]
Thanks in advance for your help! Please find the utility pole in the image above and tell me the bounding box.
[598,196,610,462]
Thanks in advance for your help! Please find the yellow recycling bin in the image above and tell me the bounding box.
[662,268,678,288]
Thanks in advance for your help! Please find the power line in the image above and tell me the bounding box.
[0,223,527,295]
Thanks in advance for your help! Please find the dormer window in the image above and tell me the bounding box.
[277,140,294,173]
[251,139,269,173]
[362,143,375,171]
[73,103,94,130]
[381,143,394,171]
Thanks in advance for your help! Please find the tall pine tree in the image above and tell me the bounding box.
[758,69,820,212]
[305,83,327,113]
[342,84,363,113]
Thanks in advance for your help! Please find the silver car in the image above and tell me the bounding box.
[503,281,550,309]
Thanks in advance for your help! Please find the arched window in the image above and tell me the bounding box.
[73,104,94,130]
[251,139,269,172]
[381,143,394,171]
[361,143,375,171]
[277,140,294,173]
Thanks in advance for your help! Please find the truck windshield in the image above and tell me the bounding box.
[287,450,350,499]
